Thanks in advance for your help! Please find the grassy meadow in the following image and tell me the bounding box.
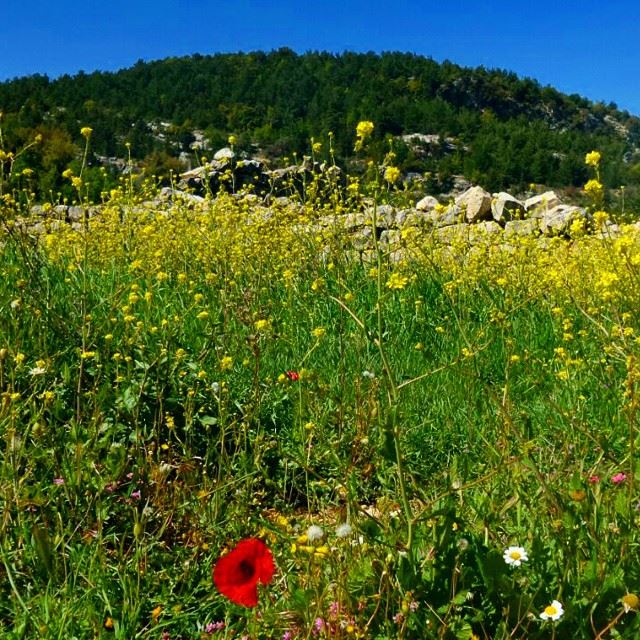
[0,130,639,639]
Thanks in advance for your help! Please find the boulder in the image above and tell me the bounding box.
[213,147,235,162]
[434,223,471,244]
[455,186,492,223]
[539,205,587,236]
[491,192,525,224]
[379,229,401,246]
[416,195,439,211]
[67,206,85,222]
[504,219,540,238]
[158,187,205,204]
[425,204,463,228]
[369,204,396,229]
[470,221,502,238]
[525,191,560,216]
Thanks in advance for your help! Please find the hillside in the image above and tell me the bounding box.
[1,49,640,200]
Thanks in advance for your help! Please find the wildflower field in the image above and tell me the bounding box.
[1,129,639,639]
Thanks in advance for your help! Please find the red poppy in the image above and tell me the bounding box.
[213,538,275,607]
[285,370,300,381]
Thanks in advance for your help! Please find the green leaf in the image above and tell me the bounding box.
[32,524,56,581]
[477,549,507,593]
[614,490,628,520]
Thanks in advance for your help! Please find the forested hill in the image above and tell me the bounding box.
[2,49,640,198]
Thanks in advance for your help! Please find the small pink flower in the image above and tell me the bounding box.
[611,472,627,485]
[588,475,600,484]
[131,489,141,499]
[53,478,65,485]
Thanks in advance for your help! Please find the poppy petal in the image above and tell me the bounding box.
[213,538,275,607]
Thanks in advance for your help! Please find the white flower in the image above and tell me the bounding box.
[29,366,47,376]
[540,600,564,621]
[362,370,375,379]
[335,523,352,538]
[503,546,528,567]
[306,525,324,542]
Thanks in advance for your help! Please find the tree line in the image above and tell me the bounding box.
[1,49,639,201]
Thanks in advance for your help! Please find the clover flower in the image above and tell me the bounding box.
[611,472,627,485]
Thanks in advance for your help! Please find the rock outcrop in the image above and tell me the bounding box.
[455,186,492,223]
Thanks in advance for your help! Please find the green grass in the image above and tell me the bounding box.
[0,192,639,640]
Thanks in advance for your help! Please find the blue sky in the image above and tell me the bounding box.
[2,1,639,114]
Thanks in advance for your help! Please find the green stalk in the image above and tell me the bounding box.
[370,193,414,555]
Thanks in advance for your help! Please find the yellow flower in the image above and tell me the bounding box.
[151,606,162,622]
[312,327,326,338]
[593,210,608,227]
[356,121,374,139]
[197,311,209,321]
[386,272,409,290]
[584,179,604,200]
[254,318,271,331]
[355,120,374,151]
[384,166,401,184]
[228,134,237,146]
[622,593,639,613]
[80,126,93,139]
[585,150,601,167]
[220,355,233,371]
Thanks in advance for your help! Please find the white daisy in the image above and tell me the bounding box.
[540,600,564,621]
[503,546,528,567]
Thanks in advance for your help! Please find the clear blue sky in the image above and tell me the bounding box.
[2,1,639,115]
